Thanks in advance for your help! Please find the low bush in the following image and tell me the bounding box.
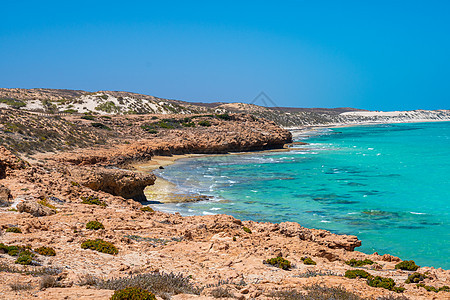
[198,120,211,127]
[417,283,450,293]
[6,227,22,233]
[405,272,427,284]
[40,275,59,289]
[15,254,33,265]
[141,124,158,134]
[35,246,56,256]
[97,272,202,296]
[9,282,34,291]
[367,276,395,291]
[81,239,118,255]
[91,122,111,130]
[110,287,156,300]
[140,206,154,212]
[210,286,233,298]
[269,284,364,300]
[264,257,291,270]
[182,122,195,127]
[301,257,317,265]
[344,270,371,279]
[215,113,231,121]
[345,259,374,267]
[81,196,107,207]
[395,260,419,271]
[86,221,105,230]
[242,226,252,234]
[81,115,95,121]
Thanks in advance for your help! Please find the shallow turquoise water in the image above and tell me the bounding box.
[154,122,450,268]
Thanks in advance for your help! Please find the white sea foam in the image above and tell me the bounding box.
[202,211,216,215]
[410,212,426,215]
[210,207,221,211]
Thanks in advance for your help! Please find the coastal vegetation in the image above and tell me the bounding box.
[345,270,405,293]
[242,226,252,234]
[6,226,22,233]
[345,258,374,267]
[140,206,154,212]
[110,287,156,300]
[35,246,56,256]
[405,272,427,284]
[81,195,107,207]
[81,239,118,255]
[264,257,291,270]
[301,257,317,265]
[86,220,105,230]
[416,283,450,293]
[94,272,202,297]
[395,260,419,271]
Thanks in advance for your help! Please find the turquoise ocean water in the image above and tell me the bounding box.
[154,122,450,268]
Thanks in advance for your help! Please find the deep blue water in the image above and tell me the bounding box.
[153,122,450,269]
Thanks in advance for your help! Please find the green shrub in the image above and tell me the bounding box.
[391,286,406,293]
[35,246,56,256]
[81,239,118,255]
[417,283,449,293]
[91,123,111,130]
[198,120,211,127]
[182,122,195,127]
[345,259,374,267]
[110,287,156,300]
[86,221,105,230]
[301,257,317,265]
[215,113,231,120]
[141,124,158,134]
[81,115,95,121]
[140,206,154,212]
[81,196,107,207]
[344,270,371,279]
[367,276,395,290]
[15,254,32,265]
[395,260,419,271]
[6,227,22,233]
[243,226,252,234]
[97,272,202,296]
[264,257,291,270]
[0,98,26,109]
[270,284,364,300]
[405,272,426,284]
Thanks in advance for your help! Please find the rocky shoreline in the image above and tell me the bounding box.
[0,111,449,299]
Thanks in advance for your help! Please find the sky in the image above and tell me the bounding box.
[1,1,449,110]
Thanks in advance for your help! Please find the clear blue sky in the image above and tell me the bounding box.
[1,1,449,110]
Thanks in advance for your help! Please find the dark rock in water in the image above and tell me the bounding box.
[159,166,165,169]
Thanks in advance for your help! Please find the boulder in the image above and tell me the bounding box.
[17,200,56,217]
[0,184,12,206]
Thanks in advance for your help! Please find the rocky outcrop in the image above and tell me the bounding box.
[0,146,27,178]
[276,222,361,251]
[68,166,156,201]
[55,114,293,166]
[0,184,12,205]
[17,200,56,217]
